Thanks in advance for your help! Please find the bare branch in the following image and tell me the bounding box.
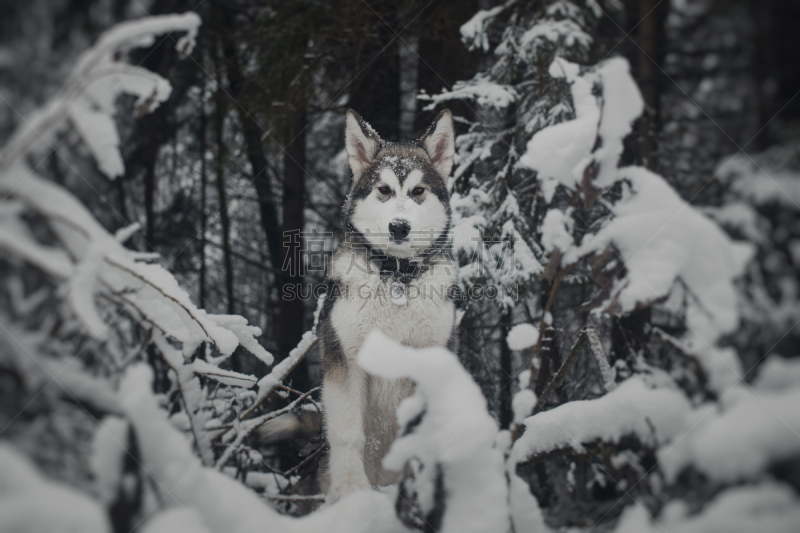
[585,327,615,392]
[215,387,320,470]
[532,328,591,416]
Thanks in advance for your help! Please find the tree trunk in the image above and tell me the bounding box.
[217,12,283,268]
[279,110,309,391]
[142,42,174,252]
[749,0,773,151]
[499,310,513,429]
[399,32,419,141]
[214,90,235,315]
[143,115,157,251]
[199,97,208,309]
[630,0,668,167]
[349,9,401,141]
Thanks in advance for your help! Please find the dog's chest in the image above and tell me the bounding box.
[329,252,456,358]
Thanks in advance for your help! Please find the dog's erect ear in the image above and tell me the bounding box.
[345,109,381,180]
[420,109,455,178]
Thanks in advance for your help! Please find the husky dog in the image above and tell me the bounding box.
[316,109,459,502]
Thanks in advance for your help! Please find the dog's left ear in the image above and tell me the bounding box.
[420,109,455,178]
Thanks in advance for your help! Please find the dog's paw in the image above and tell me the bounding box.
[327,472,371,503]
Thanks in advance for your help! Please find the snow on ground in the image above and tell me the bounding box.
[511,376,691,465]
[508,472,548,533]
[120,363,407,533]
[120,364,276,532]
[753,355,800,392]
[141,507,208,533]
[358,331,509,533]
[90,416,129,505]
[0,444,111,533]
[660,384,800,483]
[293,490,407,533]
[615,481,800,533]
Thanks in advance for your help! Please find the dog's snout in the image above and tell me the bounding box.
[388,219,411,241]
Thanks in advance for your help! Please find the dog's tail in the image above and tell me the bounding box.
[255,408,323,446]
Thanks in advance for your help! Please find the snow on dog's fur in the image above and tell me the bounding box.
[314,109,459,502]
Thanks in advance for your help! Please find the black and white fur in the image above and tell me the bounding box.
[317,109,458,502]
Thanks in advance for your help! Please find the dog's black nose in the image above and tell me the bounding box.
[389,219,411,241]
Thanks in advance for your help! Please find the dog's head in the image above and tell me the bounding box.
[343,109,455,258]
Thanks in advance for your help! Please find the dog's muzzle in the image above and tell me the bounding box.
[389,218,411,242]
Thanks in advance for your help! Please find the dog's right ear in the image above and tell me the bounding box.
[420,109,455,178]
[345,109,381,180]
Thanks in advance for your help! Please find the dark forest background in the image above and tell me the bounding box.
[1,0,799,529]
[3,0,797,410]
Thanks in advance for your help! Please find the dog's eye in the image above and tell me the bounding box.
[378,186,391,195]
[412,187,425,196]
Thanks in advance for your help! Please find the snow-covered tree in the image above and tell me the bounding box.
[0,13,319,530]
[420,0,611,426]
[423,1,800,530]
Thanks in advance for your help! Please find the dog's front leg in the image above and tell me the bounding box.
[323,364,371,502]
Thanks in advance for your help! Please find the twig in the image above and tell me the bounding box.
[212,334,318,444]
[277,383,322,414]
[526,266,569,390]
[282,443,327,478]
[532,327,592,416]
[585,327,615,392]
[215,387,320,469]
[240,335,319,421]
[533,326,556,397]
[103,255,212,339]
[652,327,709,392]
[512,327,592,443]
